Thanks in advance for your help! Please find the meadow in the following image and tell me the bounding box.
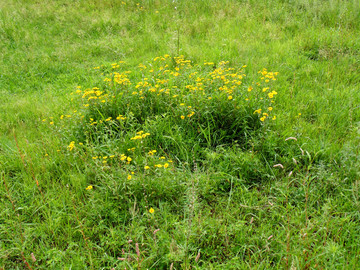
[0,0,359,269]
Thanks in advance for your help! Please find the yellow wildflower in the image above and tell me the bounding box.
[254,109,262,114]
[68,141,75,151]
[149,208,154,214]
[86,185,93,190]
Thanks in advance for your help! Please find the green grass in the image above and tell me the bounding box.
[1,0,360,269]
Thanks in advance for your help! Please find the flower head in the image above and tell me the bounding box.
[68,141,75,151]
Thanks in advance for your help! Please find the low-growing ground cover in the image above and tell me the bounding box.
[1,0,359,269]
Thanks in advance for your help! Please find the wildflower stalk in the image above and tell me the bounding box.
[302,149,315,269]
[173,0,180,55]
[286,172,291,268]
[184,177,196,269]
[303,173,311,269]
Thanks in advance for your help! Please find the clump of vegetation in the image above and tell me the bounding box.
[48,55,279,175]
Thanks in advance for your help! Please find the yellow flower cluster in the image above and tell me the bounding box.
[144,150,173,171]
[116,115,126,121]
[150,161,172,169]
[113,71,132,86]
[48,55,279,142]
[92,155,116,164]
[154,163,170,168]
[130,131,150,140]
[268,90,278,99]
[258,68,278,83]
[72,87,111,107]
[68,141,75,151]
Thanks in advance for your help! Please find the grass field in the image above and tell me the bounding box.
[1,0,360,269]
